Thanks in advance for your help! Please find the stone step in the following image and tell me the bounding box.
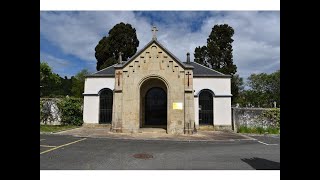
[138,128,167,133]
[198,125,215,131]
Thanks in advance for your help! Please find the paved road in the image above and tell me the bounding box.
[40,134,280,170]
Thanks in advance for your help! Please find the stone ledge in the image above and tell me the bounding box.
[83,123,112,128]
[197,125,232,131]
[213,125,232,131]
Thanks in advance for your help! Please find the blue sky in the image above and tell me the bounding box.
[40,11,280,79]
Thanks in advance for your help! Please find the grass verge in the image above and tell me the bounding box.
[40,125,79,133]
[238,126,280,134]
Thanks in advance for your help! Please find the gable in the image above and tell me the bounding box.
[116,39,192,70]
[120,41,188,74]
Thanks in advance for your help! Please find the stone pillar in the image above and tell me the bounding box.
[112,69,123,133]
[184,69,195,134]
[112,91,123,133]
[184,90,195,134]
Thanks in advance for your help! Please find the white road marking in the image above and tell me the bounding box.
[40,139,45,141]
[257,141,279,146]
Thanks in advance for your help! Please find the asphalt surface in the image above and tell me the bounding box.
[40,134,280,170]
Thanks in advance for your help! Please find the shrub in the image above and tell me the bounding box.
[266,127,280,134]
[238,125,279,134]
[57,97,83,126]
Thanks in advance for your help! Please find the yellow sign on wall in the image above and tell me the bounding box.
[173,102,183,110]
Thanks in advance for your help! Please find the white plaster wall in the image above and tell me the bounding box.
[83,96,99,124]
[214,98,232,125]
[83,77,114,124]
[84,78,115,94]
[194,97,199,127]
[193,78,231,96]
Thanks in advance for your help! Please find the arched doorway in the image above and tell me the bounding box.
[199,90,213,125]
[145,87,167,125]
[140,78,168,128]
[99,89,113,124]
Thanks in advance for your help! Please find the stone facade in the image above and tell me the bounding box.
[112,41,195,134]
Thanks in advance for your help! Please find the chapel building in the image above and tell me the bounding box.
[83,27,232,134]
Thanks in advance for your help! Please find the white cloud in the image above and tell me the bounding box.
[40,52,74,77]
[40,11,280,79]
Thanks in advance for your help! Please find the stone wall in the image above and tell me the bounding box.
[40,98,84,125]
[232,107,280,132]
[40,98,61,125]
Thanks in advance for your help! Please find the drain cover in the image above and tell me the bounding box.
[133,153,153,159]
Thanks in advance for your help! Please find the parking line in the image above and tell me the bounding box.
[40,145,57,148]
[40,139,45,141]
[40,138,87,155]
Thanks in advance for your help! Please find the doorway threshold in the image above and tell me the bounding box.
[139,126,167,133]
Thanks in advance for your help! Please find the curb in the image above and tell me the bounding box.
[40,127,82,135]
[240,133,280,137]
[64,134,257,143]
[54,127,83,134]
[231,132,257,140]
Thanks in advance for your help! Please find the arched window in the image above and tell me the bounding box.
[199,90,213,125]
[99,89,113,124]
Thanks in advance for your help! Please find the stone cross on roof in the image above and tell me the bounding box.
[152,26,158,40]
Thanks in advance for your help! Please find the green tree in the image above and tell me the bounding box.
[40,61,61,97]
[245,70,280,107]
[95,22,139,70]
[71,69,90,98]
[194,24,238,104]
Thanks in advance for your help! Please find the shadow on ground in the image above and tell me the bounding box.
[241,157,280,170]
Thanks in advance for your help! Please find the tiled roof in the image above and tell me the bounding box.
[185,62,231,77]
[87,39,230,78]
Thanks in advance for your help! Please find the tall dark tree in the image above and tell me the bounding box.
[95,22,139,70]
[61,76,72,96]
[194,24,238,104]
[206,24,236,75]
[194,46,209,67]
[231,74,244,104]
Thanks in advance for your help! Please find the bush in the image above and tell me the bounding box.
[57,97,83,126]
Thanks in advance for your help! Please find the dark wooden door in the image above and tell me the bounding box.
[199,91,213,125]
[145,87,167,125]
[99,89,113,124]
